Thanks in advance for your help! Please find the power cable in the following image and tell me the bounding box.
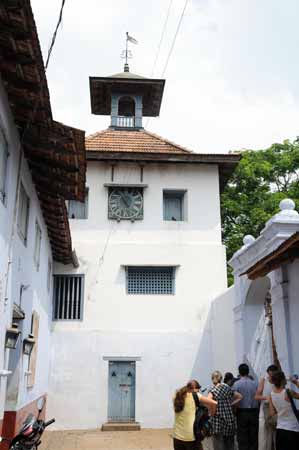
[145,0,189,129]
[2,0,68,335]
[161,0,189,77]
[45,0,66,70]
[150,0,173,78]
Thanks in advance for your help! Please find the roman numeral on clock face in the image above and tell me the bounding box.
[109,188,143,219]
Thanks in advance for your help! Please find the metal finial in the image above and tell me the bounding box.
[121,32,138,72]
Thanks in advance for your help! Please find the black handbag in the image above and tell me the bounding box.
[286,389,299,423]
[192,392,213,442]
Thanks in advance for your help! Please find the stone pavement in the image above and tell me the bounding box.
[40,429,214,450]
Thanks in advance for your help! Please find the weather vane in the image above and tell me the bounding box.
[121,32,138,72]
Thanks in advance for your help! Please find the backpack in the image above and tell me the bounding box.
[192,392,213,442]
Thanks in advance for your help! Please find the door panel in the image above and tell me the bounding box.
[108,361,135,422]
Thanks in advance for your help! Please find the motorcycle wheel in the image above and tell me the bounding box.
[10,445,37,450]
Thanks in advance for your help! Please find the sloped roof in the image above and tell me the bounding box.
[0,0,86,264]
[108,71,146,79]
[85,129,192,154]
[85,128,241,192]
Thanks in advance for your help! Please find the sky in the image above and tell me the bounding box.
[31,0,299,154]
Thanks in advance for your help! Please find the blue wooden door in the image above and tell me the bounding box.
[108,361,136,422]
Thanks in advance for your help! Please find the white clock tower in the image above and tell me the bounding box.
[49,62,240,431]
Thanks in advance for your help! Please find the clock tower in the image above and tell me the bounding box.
[89,65,165,129]
[50,55,240,431]
[89,65,166,220]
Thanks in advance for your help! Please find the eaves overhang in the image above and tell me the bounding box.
[86,150,241,192]
[89,76,165,117]
[0,0,86,264]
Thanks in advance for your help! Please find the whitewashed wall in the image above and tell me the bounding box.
[0,77,53,424]
[230,200,299,379]
[210,287,237,376]
[49,160,228,429]
[286,260,299,376]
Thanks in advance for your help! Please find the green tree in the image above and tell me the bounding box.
[221,139,299,285]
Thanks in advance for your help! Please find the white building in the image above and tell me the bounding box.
[0,2,85,439]
[229,199,299,380]
[49,65,240,429]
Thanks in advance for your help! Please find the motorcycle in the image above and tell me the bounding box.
[0,398,55,449]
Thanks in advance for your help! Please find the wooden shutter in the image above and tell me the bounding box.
[27,311,39,388]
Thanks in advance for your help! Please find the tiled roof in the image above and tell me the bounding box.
[85,129,193,154]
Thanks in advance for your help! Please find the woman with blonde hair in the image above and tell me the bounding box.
[208,370,242,450]
[173,379,217,450]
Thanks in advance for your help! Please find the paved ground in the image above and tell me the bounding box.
[41,429,214,450]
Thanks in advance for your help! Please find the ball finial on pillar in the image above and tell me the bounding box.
[279,198,295,211]
[243,235,255,246]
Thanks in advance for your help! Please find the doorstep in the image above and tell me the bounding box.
[101,422,141,431]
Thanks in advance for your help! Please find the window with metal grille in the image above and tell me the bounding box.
[163,190,186,221]
[53,275,84,320]
[126,266,175,295]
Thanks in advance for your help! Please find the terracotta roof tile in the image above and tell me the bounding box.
[85,129,193,154]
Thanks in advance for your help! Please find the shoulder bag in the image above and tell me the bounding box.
[192,392,212,442]
[286,389,299,423]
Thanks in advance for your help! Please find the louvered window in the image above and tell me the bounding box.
[0,125,9,204]
[163,190,186,221]
[17,183,30,244]
[127,266,175,295]
[53,275,84,320]
[33,221,42,270]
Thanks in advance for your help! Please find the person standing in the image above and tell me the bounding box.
[224,372,238,388]
[269,371,299,450]
[208,371,242,450]
[233,363,259,450]
[173,379,217,450]
[255,364,278,450]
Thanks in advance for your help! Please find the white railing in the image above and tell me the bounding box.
[117,116,135,127]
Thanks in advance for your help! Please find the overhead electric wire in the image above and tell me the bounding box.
[45,0,66,70]
[3,0,68,319]
[145,0,189,129]
[150,0,173,78]
[161,0,189,77]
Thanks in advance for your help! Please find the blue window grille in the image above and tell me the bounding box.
[53,275,84,320]
[163,190,186,221]
[127,266,175,295]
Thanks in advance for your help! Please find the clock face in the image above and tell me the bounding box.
[108,187,143,220]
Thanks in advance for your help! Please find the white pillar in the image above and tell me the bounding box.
[269,267,293,375]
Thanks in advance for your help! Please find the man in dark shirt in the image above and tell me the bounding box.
[233,363,259,450]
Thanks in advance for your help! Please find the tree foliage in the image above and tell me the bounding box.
[221,139,299,285]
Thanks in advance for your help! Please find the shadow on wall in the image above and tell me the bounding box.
[190,308,213,390]
[190,286,238,390]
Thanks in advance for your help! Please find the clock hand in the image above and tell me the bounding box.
[119,191,129,207]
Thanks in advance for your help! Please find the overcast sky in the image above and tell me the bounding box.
[31,0,299,153]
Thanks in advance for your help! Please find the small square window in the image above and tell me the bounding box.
[17,183,30,244]
[68,189,89,219]
[126,266,175,295]
[163,190,186,221]
[33,221,42,270]
[0,126,9,204]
